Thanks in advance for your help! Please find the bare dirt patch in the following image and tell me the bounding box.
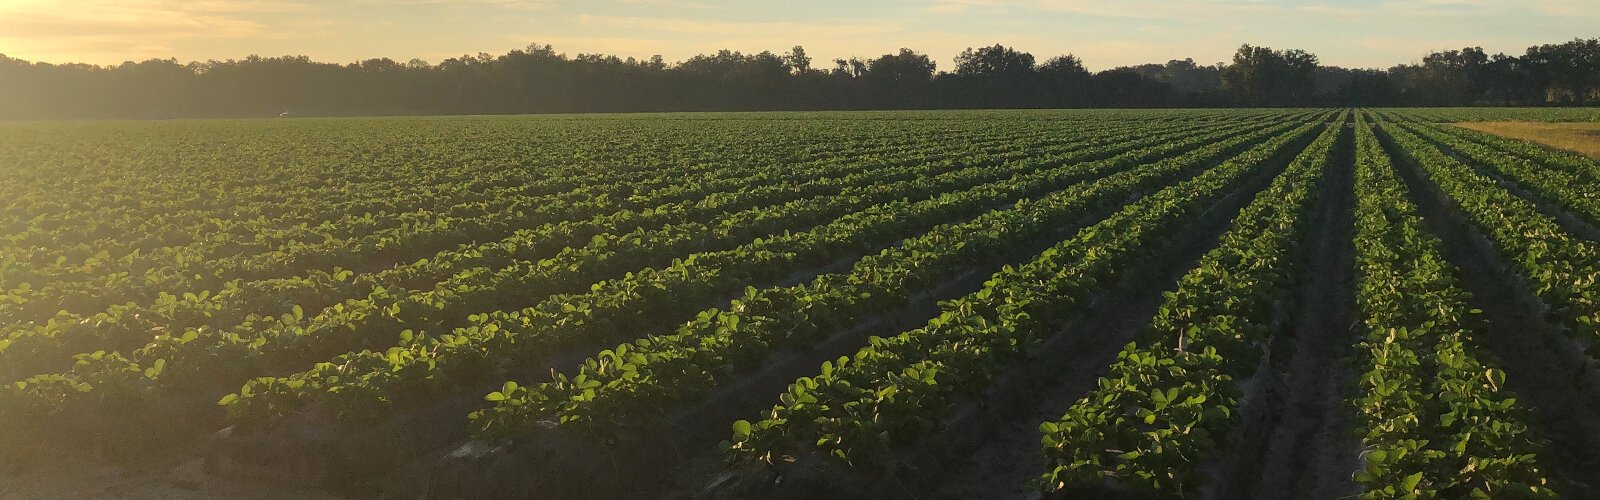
[1454,121,1600,159]
[0,458,346,500]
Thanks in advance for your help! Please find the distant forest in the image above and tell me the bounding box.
[2,38,1598,119]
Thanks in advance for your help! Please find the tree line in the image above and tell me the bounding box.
[2,38,1597,119]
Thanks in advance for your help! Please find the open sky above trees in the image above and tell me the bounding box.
[2,0,1596,70]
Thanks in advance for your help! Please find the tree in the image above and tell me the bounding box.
[832,57,867,77]
[864,48,936,108]
[1327,68,1399,106]
[4,38,1598,119]
[1039,54,1086,75]
[1525,38,1600,104]
[953,44,1036,77]
[1090,68,1171,107]
[1402,47,1491,105]
[1222,44,1319,106]
[950,44,1038,108]
[783,46,813,74]
[1482,53,1536,105]
[1123,59,1224,94]
[1038,54,1091,107]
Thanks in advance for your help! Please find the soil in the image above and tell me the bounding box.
[1453,122,1600,160]
[0,458,346,500]
[1230,121,1362,500]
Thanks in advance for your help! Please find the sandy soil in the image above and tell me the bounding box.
[1454,121,1600,159]
[0,459,346,500]
[1237,123,1361,500]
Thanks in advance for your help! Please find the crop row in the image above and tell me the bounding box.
[0,118,1199,378]
[722,121,1324,475]
[223,117,1309,433]
[1419,120,1600,184]
[1393,120,1600,229]
[1348,115,1553,498]
[0,118,1297,451]
[464,118,1325,454]
[7,112,1265,265]
[0,111,1281,238]
[1373,120,1600,351]
[5,113,1290,313]
[1374,108,1600,123]
[1037,118,1341,496]
[0,117,977,248]
[0,121,1075,326]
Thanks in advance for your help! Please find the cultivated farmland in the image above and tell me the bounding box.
[2,108,1598,499]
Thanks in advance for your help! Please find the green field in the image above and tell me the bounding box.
[2,108,1599,499]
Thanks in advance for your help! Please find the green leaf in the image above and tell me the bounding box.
[1401,472,1424,492]
[731,420,753,440]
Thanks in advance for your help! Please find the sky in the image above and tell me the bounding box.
[1,0,1596,71]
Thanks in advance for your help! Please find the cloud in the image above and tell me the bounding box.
[612,0,712,9]
[918,0,1528,21]
[0,1,311,62]
[344,0,553,10]
[549,15,919,63]
[0,0,561,63]
[0,0,315,17]
[1527,0,1600,19]
[971,0,1287,19]
[921,0,1013,14]
[572,15,904,38]
[531,35,676,57]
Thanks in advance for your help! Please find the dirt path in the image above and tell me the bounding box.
[0,459,346,500]
[1231,122,1361,500]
